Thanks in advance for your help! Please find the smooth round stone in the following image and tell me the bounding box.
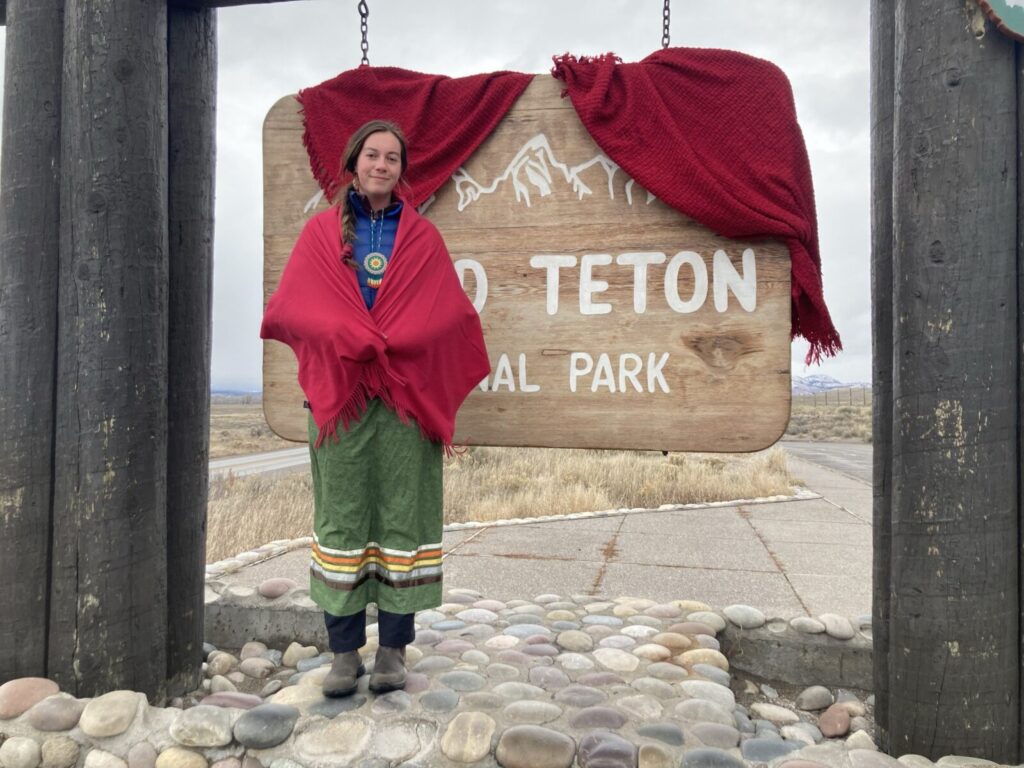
[852,755,905,768]
[445,591,478,603]
[835,693,867,716]
[0,678,61,719]
[599,635,636,650]
[485,635,520,650]
[206,652,238,676]
[791,617,826,634]
[495,725,576,768]
[754,719,780,737]
[650,631,691,651]
[456,608,499,623]
[612,605,638,618]
[0,737,42,768]
[632,644,671,662]
[475,599,508,611]
[508,614,549,627]
[819,613,855,640]
[493,682,546,700]
[373,717,438,765]
[617,693,664,720]
[554,685,607,708]
[557,652,595,671]
[675,699,735,727]
[170,705,233,747]
[690,722,739,749]
[639,743,674,768]
[457,624,496,640]
[210,758,240,768]
[510,603,546,615]
[547,610,577,622]
[281,642,318,668]
[416,609,447,624]
[413,629,445,646]
[819,703,852,737]
[529,666,570,689]
[551,621,581,631]
[627,615,664,628]
[307,694,367,718]
[498,650,537,665]
[240,641,269,660]
[621,625,659,640]
[797,685,835,711]
[79,690,142,738]
[460,649,489,666]
[201,692,262,710]
[209,675,236,694]
[637,722,685,746]
[486,663,521,681]
[734,711,755,734]
[504,624,551,638]
[569,706,628,729]
[691,664,730,687]
[371,690,413,715]
[402,672,430,694]
[897,758,936,768]
[741,738,802,761]
[681,679,736,709]
[686,612,726,632]
[226,671,247,684]
[412,655,455,673]
[750,702,800,724]
[439,671,486,692]
[441,711,496,763]
[499,701,560,726]
[295,655,329,673]
[723,604,766,629]
[667,621,715,637]
[27,694,85,731]
[645,604,682,619]
[295,716,372,766]
[232,704,298,749]
[85,752,127,768]
[631,677,676,699]
[557,630,594,652]
[464,691,504,709]
[696,635,721,650]
[42,735,81,768]
[680,748,744,768]
[420,690,460,713]
[238,657,275,679]
[577,672,626,687]
[782,723,822,745]
[547,601,579,611]
[523,644,560,658]
[582,614,624,627]
[847,732,880,750]
[586,626,616,641]
[578,730,636,767]
[257,679,282,699]
[678,649,729,671]
[647,662,687,681]
[155,748,207,768]
[434,639,474,655]
[534,594,562,604]
[593,648,639,673]
[583,601,616,613]
[431,620,467,632]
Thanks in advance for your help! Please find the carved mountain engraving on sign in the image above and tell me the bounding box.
[263,75,791,451]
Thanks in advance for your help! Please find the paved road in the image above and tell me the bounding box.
[209,446,308,479]
[778,440,871,484]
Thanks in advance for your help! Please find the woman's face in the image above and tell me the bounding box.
[355,131,403,209]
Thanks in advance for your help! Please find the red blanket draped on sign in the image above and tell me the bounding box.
[296,51,841,364]
[550,49,841,363]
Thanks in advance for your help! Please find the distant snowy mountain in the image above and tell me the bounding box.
[792,375,871,395]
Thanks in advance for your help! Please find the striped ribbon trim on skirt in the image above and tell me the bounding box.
[311,534,443,592]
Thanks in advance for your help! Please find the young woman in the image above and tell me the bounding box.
[260,120,489,697]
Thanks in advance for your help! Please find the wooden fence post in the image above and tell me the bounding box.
[887,0,1019,757]
[0,0,64,682]
[166,3,217,698]
[50,0,171,699]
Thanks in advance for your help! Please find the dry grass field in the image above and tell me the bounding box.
[782,391,872,443]
[206,444,798,562]
[210,396,294,458]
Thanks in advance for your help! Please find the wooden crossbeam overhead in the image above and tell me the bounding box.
[168,0,306,8]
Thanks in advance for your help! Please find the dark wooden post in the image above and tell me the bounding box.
[869,0,895,752]
[0,0,64,682]
[166,4,217,697]
[50,0,171,699]
[887,0,1019,758]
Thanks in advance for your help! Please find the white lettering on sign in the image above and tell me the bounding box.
[569,352,671,394]
[479,353,541,393]
[455,258,488,313]
[529,250,758,315]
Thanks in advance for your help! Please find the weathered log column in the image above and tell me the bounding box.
[869,0,895,752]
[0,0,64,682]
[886,0,1019,758]
[166,4,218,697]
[50,0,171,699]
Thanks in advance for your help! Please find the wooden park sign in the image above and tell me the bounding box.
[263,75,791,452]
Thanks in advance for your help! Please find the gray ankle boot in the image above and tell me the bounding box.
[322,650,365,697]
[369,645,407,693]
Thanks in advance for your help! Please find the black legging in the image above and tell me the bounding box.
[324,609,415,653]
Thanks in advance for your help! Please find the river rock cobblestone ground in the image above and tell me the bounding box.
[0,586,1010,768]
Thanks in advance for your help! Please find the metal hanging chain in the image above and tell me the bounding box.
[662,0,671,49]
[359,0,370,66]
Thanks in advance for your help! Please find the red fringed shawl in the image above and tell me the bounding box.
[550,48,841,363]
[260,204,490,449]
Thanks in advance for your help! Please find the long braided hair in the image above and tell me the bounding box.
[337,120,409,269]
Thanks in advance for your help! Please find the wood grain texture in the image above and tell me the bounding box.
[0,0,63,682]
[51,0,170,700]
[890,0,1018,759]
[166,4,216,699]
[262,76,791,452]
[869,0,895,751]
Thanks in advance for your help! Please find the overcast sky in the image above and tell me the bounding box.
[1,1,871,391]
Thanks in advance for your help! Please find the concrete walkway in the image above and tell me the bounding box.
[222,447,873,620]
